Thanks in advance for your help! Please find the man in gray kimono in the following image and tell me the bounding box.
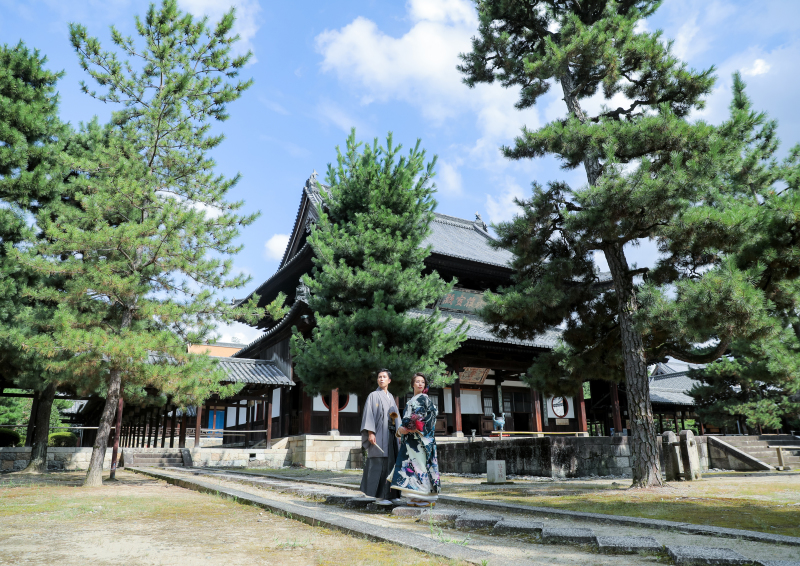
[360,368,401,505]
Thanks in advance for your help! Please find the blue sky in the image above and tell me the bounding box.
[2,0,799,344]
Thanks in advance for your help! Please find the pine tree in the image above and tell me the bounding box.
[458,0,731,487]
[0,41,73,471]
[655,75,800,432]
[11,1,284,486]
[292,130,467,396]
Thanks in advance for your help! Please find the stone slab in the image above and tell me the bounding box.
[454,513,504,530]
[666,546,751,565]
[417,509,462,524]
[596,535,661,554]
[492,519,544,535]
[324,494,353,505]
[541,527,596,545]
[344,497,377,509]
[758,562,800,566]
[392,506,423,517]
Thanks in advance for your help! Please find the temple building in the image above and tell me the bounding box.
[230,175,613,441]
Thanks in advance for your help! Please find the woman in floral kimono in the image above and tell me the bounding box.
[389,372,440,507]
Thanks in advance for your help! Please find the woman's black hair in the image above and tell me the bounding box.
[377,368,392,379]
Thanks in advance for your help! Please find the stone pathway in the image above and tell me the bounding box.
[130,467,800,566]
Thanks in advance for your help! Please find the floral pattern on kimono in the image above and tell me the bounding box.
[389,393,440,495]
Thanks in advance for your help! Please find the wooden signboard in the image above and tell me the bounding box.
[459,367,490,385]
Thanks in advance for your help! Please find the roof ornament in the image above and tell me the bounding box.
[474,212,488,232]
[296,279,310,303]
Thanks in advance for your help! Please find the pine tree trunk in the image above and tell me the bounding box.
[83,368,122,487]
[559,73,662,488]
[20,382,56,474]
[604,243,663,487]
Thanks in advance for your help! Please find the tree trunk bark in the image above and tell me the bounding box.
[21,382,56,473]
[84,368,122,487]
[604,243,663,487]
[560,72,662,488]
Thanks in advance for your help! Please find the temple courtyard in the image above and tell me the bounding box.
[2,469,798,565]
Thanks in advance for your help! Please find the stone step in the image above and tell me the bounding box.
[132,458,184,465]
[134,462,184,468]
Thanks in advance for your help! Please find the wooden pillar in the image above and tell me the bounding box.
[110,397,124,479]
[179,413,188,448]
[195,404,203,448]
[279,387,286,437]
[673,412,679,433]
[658,413,664,434]
[576,383,588,433]
[302,386,312,434]
[452,378,463,437]
[25,393,40,447]
[610,383,623,433]
[169,406,177,448]
[244,402,252,449]
[330,389,340,434]
[161,405,169,448]
[531,389,543,432]
[265,388,273,449]
[680,411,686,432]
[699,420,705,436]
[148,409,157,448]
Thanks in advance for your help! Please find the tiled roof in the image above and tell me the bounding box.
[233,298,307,358]
[408,308,560,350]
[424,213,514,268]
[212,356,293,386]
[649,371,702,405]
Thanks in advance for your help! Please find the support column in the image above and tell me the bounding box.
[179,413,188,448]
[329,389,340,436]
[169,407,177,448]
[147,409,156,448]
[658,413,664,434]
[496,378,504,416]
[302,386,312,434]
[680,411,686,432]
[279,387,287,437]
[673,412,679,433]
[610,383,623,434]
[265,388,273,449]
[161,405,168,448]
[531,389,543,432]
[576,383,588,434]
[195,404,203,448]
[244,402,251,449]
[25,393,40,447]
[699,420,705,436]
[452,378,463,437]
[134,413,141,448]
[110,397,124,480]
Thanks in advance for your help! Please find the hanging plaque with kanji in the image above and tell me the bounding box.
[437,288,486,313]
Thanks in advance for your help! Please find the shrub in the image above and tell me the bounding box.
[0,428,22,447]
[48,431,79,447]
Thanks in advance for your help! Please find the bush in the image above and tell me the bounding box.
[0,428,22,447]
[48,431,79,447]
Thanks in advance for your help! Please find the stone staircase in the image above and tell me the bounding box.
[717,434,800,468]
[124,449,185,468]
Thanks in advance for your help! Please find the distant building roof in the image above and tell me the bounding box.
[408,308,560,350]
[212,356,293,386]
[424,213,514,268]
[208,342,244,349]
[649,370,702,406]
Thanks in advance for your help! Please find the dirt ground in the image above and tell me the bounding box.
[0,472,463,566]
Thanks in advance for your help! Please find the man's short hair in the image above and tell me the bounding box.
[377,368,392,379]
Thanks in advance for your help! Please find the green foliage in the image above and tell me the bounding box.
[0,41,72,400]
[10,0,284,411]
[292,130,467,395]
[0,427,21,447]
[0,391,30,427]
[48,431,78,447]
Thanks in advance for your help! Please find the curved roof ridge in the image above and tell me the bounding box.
[234,298,307,358]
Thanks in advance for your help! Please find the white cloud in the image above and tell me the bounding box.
[258,96,289,115]
[213,321,263,346]
[672,16,701,61]
[485,177,525,224]
[437,160,463,195]
[314,0,539,158]
[316,98,368,134]
[743,58,771,76]
[263,233,290,260]
[177,0,261,62]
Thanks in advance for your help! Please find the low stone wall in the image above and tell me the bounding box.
[0,447,113,472]
[188,447,291,468]
[287,435,362,470]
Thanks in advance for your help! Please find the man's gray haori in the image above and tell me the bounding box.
[359,388,400,500]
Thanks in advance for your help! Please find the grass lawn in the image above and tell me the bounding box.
[0,471,465,566]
